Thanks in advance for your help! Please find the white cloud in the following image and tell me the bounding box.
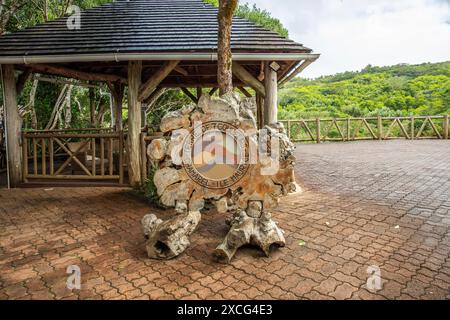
[244,0,450,77]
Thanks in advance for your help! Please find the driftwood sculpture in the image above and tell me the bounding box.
[142,203,201,260]
[142,93,300,261]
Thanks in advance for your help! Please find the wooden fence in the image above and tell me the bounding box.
[280,115,449,143]
[22,128,125,183]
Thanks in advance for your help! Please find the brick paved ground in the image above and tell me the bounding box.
[0,140,449,300]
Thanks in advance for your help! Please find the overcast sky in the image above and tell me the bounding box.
[244,0,450,78]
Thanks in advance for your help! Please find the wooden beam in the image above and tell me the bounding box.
[174,66,188,76]
[209,87,218,96]
[108,81,124,131]
[28,63,125,83]
[232,62,265,98]
[264,62,278,125]
[16,69,32,94]
[138,60,179,101]
[1,65,22,187]
[35,76,99,88]
[256,93,264,129]
[128,61,143,186]
[279,59,315,87]
[181,87,198,103]
[237,87,252,98]
[144,87,166,112]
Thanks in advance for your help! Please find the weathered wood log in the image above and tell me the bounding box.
[29,63,125,83]
[214,202,285,262]
[127,61,143,186]
[1,64,22,187]
[144,87,166,112]
[147,138,167,161]
[107,81,124,131]
[142,209,201,260]
[144,93,299,262]
[232,62,266,97]
[160,110,190,133]
[264,62,279,125]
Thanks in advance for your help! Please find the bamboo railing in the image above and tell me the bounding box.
[280,115,449,143]
[22,128,125,183]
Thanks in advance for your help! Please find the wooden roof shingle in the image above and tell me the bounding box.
[0,0,312,58]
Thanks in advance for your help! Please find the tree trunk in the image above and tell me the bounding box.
[63,85,73,128]
[28,79,39,130]
[217,0,238,96]
[1,64,23,187]
[89,86,96,127]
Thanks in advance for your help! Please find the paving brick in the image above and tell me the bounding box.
[1,140,449,300]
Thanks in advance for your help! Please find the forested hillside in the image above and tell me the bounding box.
[279,62,450,120]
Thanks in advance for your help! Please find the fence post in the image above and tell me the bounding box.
[377,115,383,140]
[287,120,291,140]
[410,116,415,140]
[347,118,351,141]
[22,132,28,183]
[444,115,449,140]
[119,131,124,185]
[140,133,147,183]
[316,118,321,143]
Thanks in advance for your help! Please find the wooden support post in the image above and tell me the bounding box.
[196,87,203,100]
[127,61,143,187]
[377,115,383,140]
[109,81,124,132]
[444,115,449,140]
[256,93,264,129]
[264,62,279,125]
[316,118,321,143]
[411,116,415,140]
[1,65,23,187]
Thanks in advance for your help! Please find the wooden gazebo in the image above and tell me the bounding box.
[0,0,318,188]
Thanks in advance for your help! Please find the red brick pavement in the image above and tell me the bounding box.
[0,140,449,300]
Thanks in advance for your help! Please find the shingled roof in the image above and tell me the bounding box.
[0,0,312,58]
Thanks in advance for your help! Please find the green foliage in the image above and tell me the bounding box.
[203,0,289,37]
[3,0,111,34]
[279,62,450,120]
[138,163,162,207]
